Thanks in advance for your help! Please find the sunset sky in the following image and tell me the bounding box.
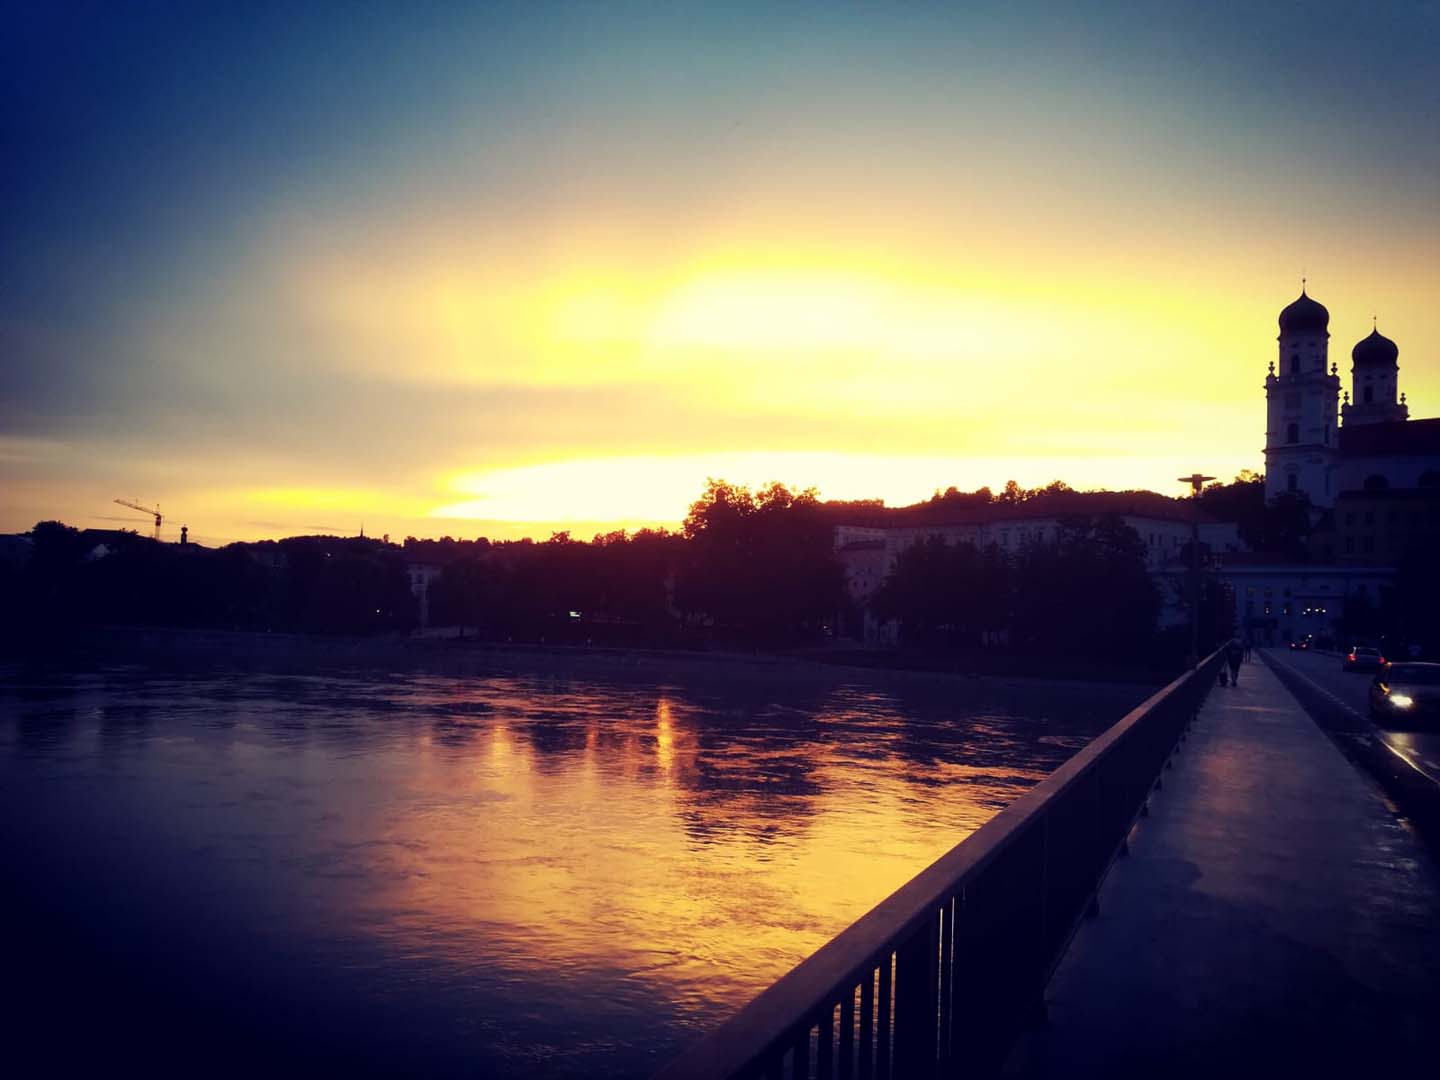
[4,2,1438,545]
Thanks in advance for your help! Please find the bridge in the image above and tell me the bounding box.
[655,648,1440,1078]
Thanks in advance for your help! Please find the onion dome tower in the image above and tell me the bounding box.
[1263,285,1341,506]
[1341,323,1408,426]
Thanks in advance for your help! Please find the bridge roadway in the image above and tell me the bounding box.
[1004,649,1440,1077]
[1266,645,1440,784]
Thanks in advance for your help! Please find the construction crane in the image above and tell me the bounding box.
[114,498,163,540]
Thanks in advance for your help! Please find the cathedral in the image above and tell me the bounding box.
[1263,286,1440,512]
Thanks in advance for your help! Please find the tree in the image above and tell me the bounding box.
[870,537,1010,646]
[677,479,845,646]
[1198,471,1311,559]
[1010,515,1159,659]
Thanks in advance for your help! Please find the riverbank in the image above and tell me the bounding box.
[3,624,1176,689]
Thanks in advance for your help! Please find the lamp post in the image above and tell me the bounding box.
[1178,473,1216,668]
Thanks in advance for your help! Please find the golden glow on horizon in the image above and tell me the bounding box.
[8,211,1437,542]
[427,448,1260,527]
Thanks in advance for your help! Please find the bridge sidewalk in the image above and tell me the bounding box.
[1005,653,1440,1077]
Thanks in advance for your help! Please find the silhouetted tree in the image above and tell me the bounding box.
[870,537,1010,646]
[1198,471,1311,559]
[927,486,993,508]
[1010,515,1159,659]
[677,480,845,646]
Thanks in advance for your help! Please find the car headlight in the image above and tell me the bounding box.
[1390,693,1414,709]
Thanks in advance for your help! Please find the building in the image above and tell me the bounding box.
[1172,554,1395,647]
[1263,287,1437,508]
[407,561,445,628]
[1333,484,1440,565]
[1227,287,1440,644]
[830,285,1436,648]
[830,492,1241,643]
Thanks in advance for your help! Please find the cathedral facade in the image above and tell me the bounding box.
[1262,287,1438,509]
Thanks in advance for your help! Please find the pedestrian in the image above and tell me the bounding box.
[1225,638,1244,686]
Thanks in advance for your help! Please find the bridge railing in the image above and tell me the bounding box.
[655,648,1226,1080]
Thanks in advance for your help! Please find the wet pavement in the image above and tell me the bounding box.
[1006,653,1440,1078]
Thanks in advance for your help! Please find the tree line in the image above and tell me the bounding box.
[3,478,1189,664]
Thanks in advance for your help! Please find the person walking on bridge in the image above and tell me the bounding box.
[1225,638,1244,687]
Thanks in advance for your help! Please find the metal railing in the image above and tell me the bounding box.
[655,648,1225,1080]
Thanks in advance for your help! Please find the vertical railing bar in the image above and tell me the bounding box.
[858,967,875,1080]
[1038,807,1050,1014]
[939,893,954,1064]
[817,1003,834,1078]
[839,984,855,1080]
[877,951,893,1080]
[791,1023,811,1080]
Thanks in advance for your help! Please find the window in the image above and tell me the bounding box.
[1290,354,1300,374]
[1363,536,1375,554]
[1364,385,1374,404]
[1286,422,1299,444]
[1344,513,1355,525]
[1345,538,1355,554]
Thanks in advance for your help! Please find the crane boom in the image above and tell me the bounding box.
[114,498,162,539]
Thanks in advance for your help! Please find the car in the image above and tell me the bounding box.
[1343,646,1384,673]
[1289,639,1311,651]
[1369,662,1440,725]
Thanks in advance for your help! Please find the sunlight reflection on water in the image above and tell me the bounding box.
[1,657,1146,1077]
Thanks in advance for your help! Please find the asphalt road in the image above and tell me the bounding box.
[1263,646,1440,785]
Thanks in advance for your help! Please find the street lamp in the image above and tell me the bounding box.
[1178,473,1216,667]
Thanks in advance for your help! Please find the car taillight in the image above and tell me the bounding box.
[1348,653,1356,661]
[1379,657,1385,665]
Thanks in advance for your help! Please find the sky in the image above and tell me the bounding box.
[3,1,1438,545]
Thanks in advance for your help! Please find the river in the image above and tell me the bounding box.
[0,649,1149,1077]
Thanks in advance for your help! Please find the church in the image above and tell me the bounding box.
[1207,287,1440,646]
[1263,286,1440,510]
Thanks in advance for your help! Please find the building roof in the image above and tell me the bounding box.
[1278,289,1329,335]
[1352,327,1399,368]
[1338,417,1440,457]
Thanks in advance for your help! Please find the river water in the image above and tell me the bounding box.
[0,651,1148,1078]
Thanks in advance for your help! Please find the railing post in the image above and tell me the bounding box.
[892,916,939,1078]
